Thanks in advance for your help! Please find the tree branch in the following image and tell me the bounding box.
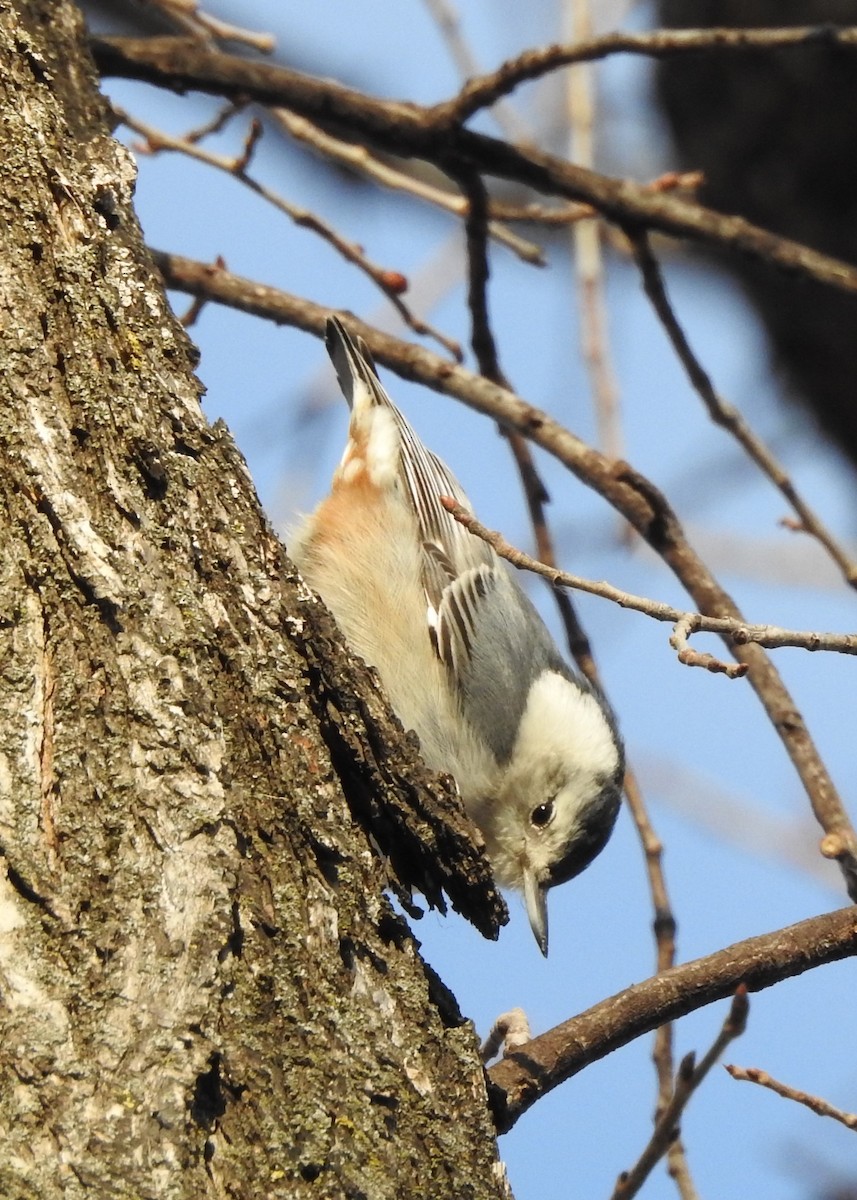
[488,907,857,1133]
[93,36,857,296]
[272,107,545,265]
[442,26,857,122]
[724,1063,857,1132]
[117,106,461,357]
[441,499,857,664]
[628,230,857,590]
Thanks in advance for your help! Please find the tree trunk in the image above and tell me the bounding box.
[0,3,508,1196]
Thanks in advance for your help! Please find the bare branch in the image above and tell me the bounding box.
[117,107,463,359]
[725,1064,857,1132]
[456,142,686,1167]
[455,167,601,687]
[456,168,505,385]
[274,109,546,265]
[440,499,857,664]
[455,157,683,1145]
[666,1150,702,1200]
[443,26,857,123]
[488,908,857,1133]
[565,1,625,464]
[489,171,704,226]
[182,98,245,142]
[625,766,680,1068]
[92,36,857,298]
[421,0,531,144]
[146,0,276,51]
[628,230,857,590]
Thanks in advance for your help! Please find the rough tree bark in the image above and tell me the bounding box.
[0,3,509,1196]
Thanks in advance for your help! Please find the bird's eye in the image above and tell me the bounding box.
[530,801,555,829]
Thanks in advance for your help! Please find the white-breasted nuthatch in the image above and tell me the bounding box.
[293,317,624,954]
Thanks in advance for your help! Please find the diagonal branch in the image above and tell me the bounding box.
[612,988,749,1199]
[117,106,461,357]
[487,907,857,1133]
[454,165,598,677]
[628,230,857,589]
[273,108,545,265]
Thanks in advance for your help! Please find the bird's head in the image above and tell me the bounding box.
[480,670,623,955]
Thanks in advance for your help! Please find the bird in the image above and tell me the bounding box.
[292,316,624,954]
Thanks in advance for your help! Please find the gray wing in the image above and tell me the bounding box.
[326,316,562,760]
[441,563,566,762]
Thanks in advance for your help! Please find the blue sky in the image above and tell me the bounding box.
[95,2,857,1195]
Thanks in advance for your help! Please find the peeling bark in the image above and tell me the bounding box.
[0,4,509,1196]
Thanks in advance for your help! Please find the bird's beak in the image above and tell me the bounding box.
[523,867,549,957]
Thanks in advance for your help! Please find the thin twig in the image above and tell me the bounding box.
[457,160,682,1168]
[565,0,624,464]
[628,230,857,589]
[152,255,857,899]
[455,167,505,384]
[182,99,245,142]
[666,1149,701,1200]
[488,171,704,225]
[624,770,681,1109]
[507,430,600,676]
[613,988,749,1199]
[116,106,462,360]
[177,292,207,327]
[278,104,698,251]
[440,499,857,665]
[725,1064,857,1132]
[442,26,857,123]
[147,0,276,52]
[456,166,602,675]
[421,0,531,145]
[273,109,545,265]
[564,9,685,1183]
[453,172,682,1095]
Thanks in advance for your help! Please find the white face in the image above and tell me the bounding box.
[479,672,623,954]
